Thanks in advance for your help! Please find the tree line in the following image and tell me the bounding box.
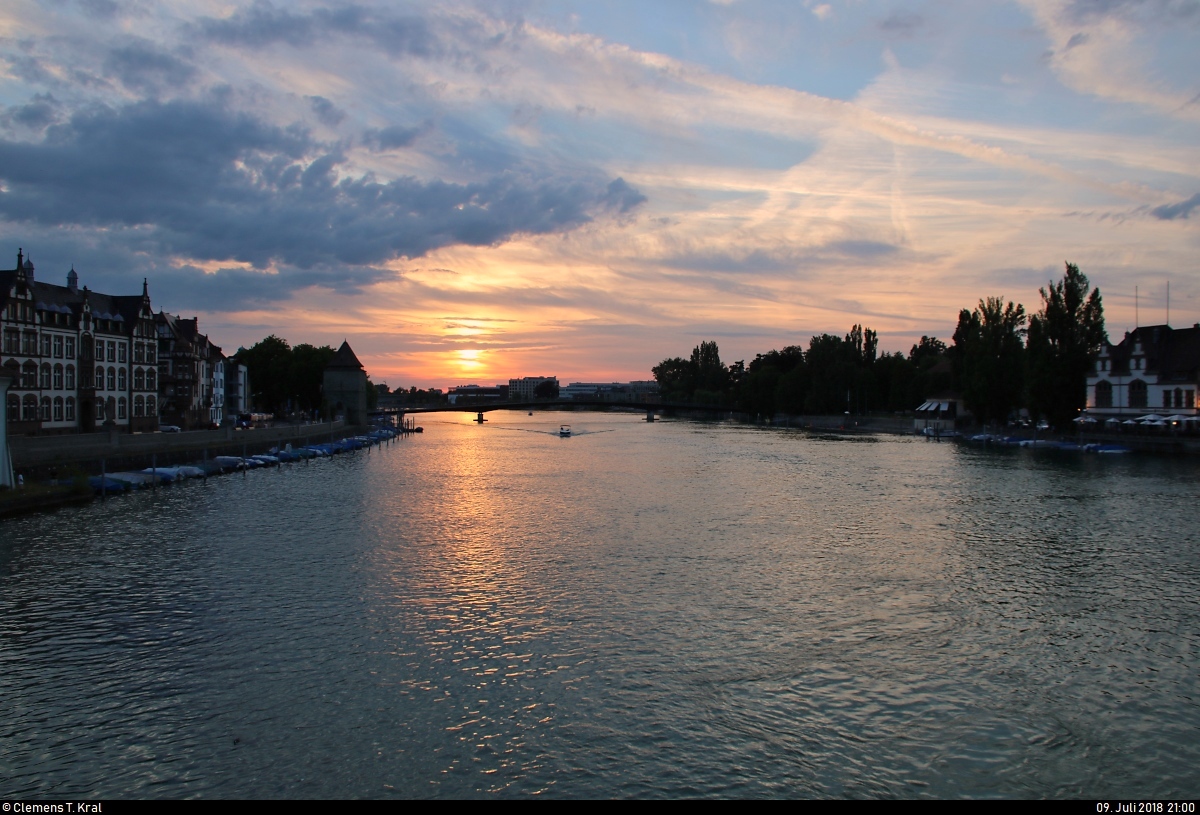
[236,335,379,417]
[652,263,1104,432]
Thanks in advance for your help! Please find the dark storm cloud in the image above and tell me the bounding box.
[363,121,430,151]
[194,2,443,58]
[1,94,61,131]
[151,263,395,311]
[103,41,196,94]
[1151,193,1200,220]
[307,95,346,127]
[0,97,646,299]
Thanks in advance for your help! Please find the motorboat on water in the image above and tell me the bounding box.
[559,425,572,437]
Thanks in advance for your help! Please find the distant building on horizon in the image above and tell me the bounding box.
[508,376,558,400]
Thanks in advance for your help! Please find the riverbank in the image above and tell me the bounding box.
[10,421,361,477]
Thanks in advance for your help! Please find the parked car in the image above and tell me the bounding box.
[158,424,182,433]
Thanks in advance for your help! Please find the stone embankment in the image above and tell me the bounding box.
[11,421,358,476]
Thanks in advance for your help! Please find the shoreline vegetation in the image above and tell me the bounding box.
[652,262,1105,434]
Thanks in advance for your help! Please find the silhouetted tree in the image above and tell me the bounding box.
[533,379,560,399]
[953,297,1027,426]
[1027,262,1105,431]
[690,341,729,401]
[652,356,694,402]
[238,335,292,414]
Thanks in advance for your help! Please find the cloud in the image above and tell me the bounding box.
[599,178,646,214]
[1060,0,1200,25]
[1,94,61,132]
[879,11,924,36]
[0,97,645,297]
[103,40,196,94]
[194,3,443,59]
[1151,192,1200,219]
[307,96,345,127]
[363,121,430,151]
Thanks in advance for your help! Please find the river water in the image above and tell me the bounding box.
[2,411,1198,799]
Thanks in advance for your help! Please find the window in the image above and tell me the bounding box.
[118,368,127,391]
[134,343,143,363]
[147,369,156,389]
[22,361,36,388]
[95,339,103,360]
[1095,381,1113,409]
[65,397,75,421]
[1130,379,1148,408]
[118,343,127,363]
[147,346,156,363]
[23,394,37,421]
[1187,390,1195,410]
[23,331,37,354]
[40,397,51,421]
[95,399,105,421]
[65,337,75,359]
[66,365,75,390]
[53,397,63,421]
[134,395,144,417]
[40,363,51,389]
[53,364,63,390]
[107,368,116,391]
[96,366,105,390]
[53,336,63,358]
[134,368,144,390]
[107,340,116,362]
[118,397,127,420]
[2,329,17,353]
[147,396,156,416]
[41,334,51,356]
[1175,388,1183,409]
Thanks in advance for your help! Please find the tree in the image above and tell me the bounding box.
[291,343,336,411]
[652,356,694,402]
[690,341,729,401]
[1027,262,1105,431]
[533,379,560,399]
[237,335,292,414]
[953,297,1027,426]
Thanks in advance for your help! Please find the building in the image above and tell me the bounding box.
[508,376,558,400]
[225,355,250,418]
[323,340,368,425]
[156,312,222,430]
[0,367,13,487]
[1087,324,1200,417]
[561,381,660,401]
[2,249,159,434]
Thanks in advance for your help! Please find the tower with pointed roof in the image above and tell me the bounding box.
[323,340,368,425]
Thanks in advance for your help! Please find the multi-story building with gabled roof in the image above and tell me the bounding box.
[2,248,161,435]
[1087,324,1200,417]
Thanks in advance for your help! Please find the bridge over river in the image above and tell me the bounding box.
[373,399,735,425]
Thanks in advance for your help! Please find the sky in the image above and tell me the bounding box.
[1,0,1198,389]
